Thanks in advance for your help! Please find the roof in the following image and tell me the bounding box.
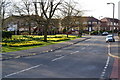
[81,16,99,22]
[4,15,43,20]
[101,17,119,23]
[63,16,99,22]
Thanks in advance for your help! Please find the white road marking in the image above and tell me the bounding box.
[50,50,53,51]
[55,55,62,57]
[52,51,79,61]
[70,51,79,54]
[5,64,42,78]
[100,43,111,79]
[100,56,110,79]
[51,56,65,62]
[81,47,86,50]
[55,50,62,52]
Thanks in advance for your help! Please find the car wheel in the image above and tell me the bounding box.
[113,39,115,42]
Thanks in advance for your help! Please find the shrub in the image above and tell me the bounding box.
[7,41,42,47]
[106,31,112,33]
[2,31,12,38]
[21,32,29,35]
[90,31,98,35]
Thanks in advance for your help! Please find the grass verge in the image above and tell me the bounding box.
[2,34,79,53]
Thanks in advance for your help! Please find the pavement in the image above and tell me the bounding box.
[1,37,91,61]
[110,58,120,79]
[109,36,120,79]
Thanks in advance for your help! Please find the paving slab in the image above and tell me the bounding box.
[110,58,120,79]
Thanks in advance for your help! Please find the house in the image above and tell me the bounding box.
[3,15,62,35]
[100,17,120,32]
[49,19,61,34]
[3,15,44,34]
[79,16,100,31]
[61,16,100,34]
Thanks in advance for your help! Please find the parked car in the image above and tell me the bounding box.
[102,32,108,36]
[107,34,113,38]
[106,35,115,42]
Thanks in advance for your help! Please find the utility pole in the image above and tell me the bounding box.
[98,16,103,34]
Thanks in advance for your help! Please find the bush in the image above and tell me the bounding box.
[21,32,29,35]
[2,31,12,38]
[7,41,42,47]
[90,31,98,35]
[106,31,112,33]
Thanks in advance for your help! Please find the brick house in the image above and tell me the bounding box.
[4,15,42,31]
[100,17,120,32]
[3,15,60,35]
[79,16,100,31]
[61,16,100,34]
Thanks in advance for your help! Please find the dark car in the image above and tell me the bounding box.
[102,32,108,36]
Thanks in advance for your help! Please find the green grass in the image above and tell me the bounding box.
[2,34,79,53]
[2,42,51,53]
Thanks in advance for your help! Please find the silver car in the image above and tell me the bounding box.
[106,35,115,42]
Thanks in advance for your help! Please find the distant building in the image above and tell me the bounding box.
[3,15,41,32]
[100,17,120,31]
[61,16,100,34]
[3,15,61,35]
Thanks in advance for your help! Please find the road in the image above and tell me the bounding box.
[2,35,116,79]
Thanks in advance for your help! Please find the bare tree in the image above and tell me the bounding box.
[60,0,83,37]
[12,0,34,35]
[39,0,62,42]
[22,0,32,34]
[0,0,11,29]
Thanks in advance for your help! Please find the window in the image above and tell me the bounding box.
[111,22,112,25]
[88,22,92,24]
[83,22,87,24]
[75,21,80,24]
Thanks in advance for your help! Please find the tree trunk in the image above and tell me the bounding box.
[44,25,47,42]
[16,21,20,35]
[28,22,31,35]
[44,20,49,42]
[66,27,69,38]
[78,25,83,37]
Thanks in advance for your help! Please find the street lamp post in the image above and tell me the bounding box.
[107,2,115,36]
[98,16,103,34]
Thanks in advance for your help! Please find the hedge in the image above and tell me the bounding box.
[90,31,98,35]
[2,31,12,38]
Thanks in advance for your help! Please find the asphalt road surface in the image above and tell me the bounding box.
[2,35,115,79]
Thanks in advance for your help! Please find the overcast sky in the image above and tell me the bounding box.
[74,0,120,19]
[11,0,120,19]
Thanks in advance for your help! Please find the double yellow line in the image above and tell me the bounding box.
[108,43,120,59]
[108,52,120,59]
